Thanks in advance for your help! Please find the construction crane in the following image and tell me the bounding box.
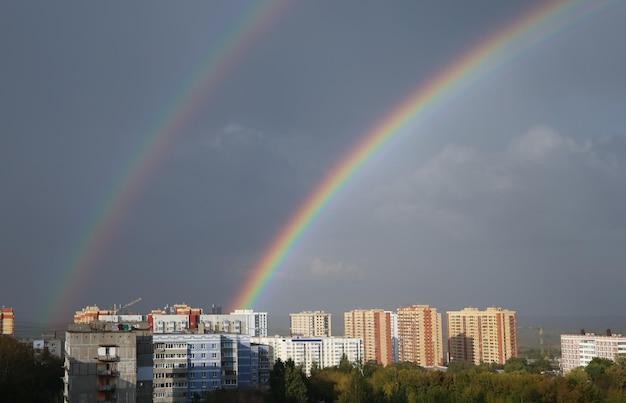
[119,297,142,315]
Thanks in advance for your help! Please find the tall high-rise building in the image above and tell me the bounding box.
[397,304,443,366]
[290,311,331,337]
[447,307,518,365]
[389,311,399,363]
[344,309,393,366]
[1,307,15,336]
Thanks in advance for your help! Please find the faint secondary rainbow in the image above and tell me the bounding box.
[229,0,620,311]
[42,1,288,326]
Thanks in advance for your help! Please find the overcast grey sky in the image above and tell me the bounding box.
[2,1,626,334]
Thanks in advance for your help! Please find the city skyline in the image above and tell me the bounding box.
[2,1,626,330]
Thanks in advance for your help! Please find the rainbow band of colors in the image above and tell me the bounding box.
[229,0,620,311]
[43,1,286,326]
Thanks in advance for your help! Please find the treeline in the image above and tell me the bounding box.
[0,335,64,402]
[194,355,626,402]
[261,355,626,403]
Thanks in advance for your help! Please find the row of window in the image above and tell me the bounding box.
[154,381,187,388]
[189,371,220,378]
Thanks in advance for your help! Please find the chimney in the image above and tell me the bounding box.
[607,328,612,337]
[580,328,585,335]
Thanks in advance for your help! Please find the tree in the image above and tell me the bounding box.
[0,335,63,402]
[284,365,308,403]
[269,358,287,402]
[337,354,353,373]
[446,360,476,374]
[504,357,528,373]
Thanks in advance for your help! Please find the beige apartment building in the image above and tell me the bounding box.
[397,305,443,366]
[290,311,332,337]
[344,309,393,366]
[447,306,518,365]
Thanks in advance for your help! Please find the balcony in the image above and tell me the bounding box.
[97,383,116,391]
[97,368,118,376]
[97,355,119,362]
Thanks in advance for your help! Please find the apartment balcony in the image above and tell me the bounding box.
[97,368,119,376]
[97,383,116,391]
[97,354,119,362]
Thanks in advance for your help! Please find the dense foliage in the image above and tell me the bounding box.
[265,356,626,403]
[0,335,64,402]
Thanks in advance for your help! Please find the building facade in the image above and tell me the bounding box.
[152,333,261,402]
[561,331,626,373]
[230,309,268,337]
[252,336,364,376]
[290,311,332,337]
[447,306,518,365]
[1,307,14,336]
[389,311,399,363]
[63,321,153,403]
[344,309,393,366]
[397,304,443,366]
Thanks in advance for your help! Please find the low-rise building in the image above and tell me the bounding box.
[252,336,363,376]
[561,331,626,373]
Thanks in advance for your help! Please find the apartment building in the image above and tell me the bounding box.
[252,336,363,376]
[344,309,393,366]
[64,319,268,402]
[290,310,332,337]
[390,311,399,363]
[397,304,443,366]
[561,331,626,373]
[63,321,154,403]
[447,306,518,365]
[1,307,14,336]
[152,333,261,402]
[230,309,268,337]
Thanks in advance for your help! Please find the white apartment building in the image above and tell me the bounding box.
[151,314,190,334]
[252,336,363,376]
[561,331,626,373]
[290,311,332,337]
[230,309,268,337]
[389,311,399,364]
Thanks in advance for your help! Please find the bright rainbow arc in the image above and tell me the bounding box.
[43,1,287,326]
[229,0,619,311]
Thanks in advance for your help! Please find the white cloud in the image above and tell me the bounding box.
[205,123,264,149]
[309,258,363,278]
[507,125,579,162]
[369,126,626,242]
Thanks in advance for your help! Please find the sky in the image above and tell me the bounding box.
[2,1,626,336]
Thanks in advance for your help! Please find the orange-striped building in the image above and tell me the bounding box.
[1,307,15,336]
[397,304,443,366]
[73,305,111,323]
[447,306,517,365]
[344,309,393,366]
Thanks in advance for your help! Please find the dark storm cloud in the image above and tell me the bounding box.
[1,1,625,332]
